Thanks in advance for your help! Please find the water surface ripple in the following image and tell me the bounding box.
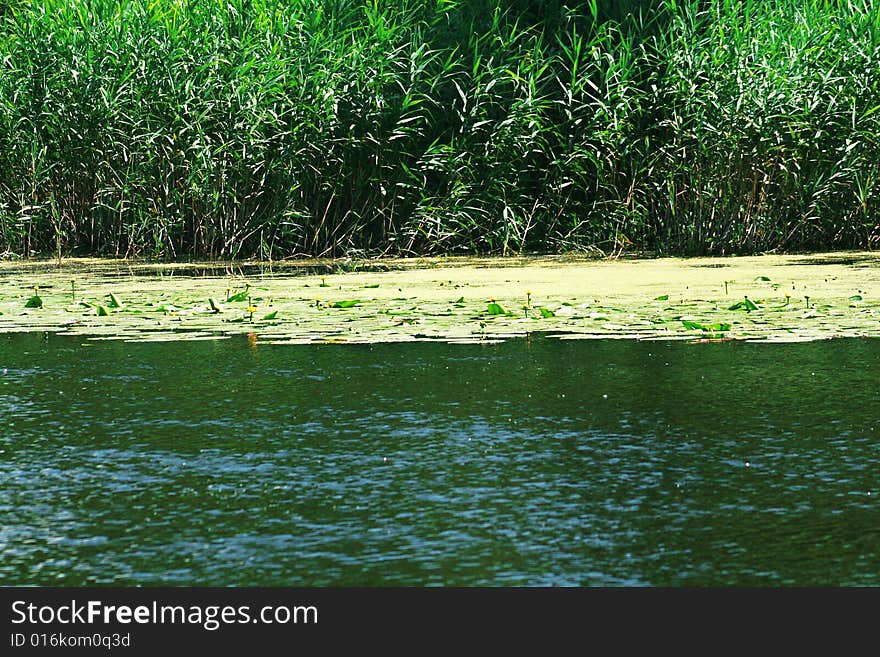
[1,333,877,585]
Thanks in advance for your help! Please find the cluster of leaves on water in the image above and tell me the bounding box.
[2,255,879,345]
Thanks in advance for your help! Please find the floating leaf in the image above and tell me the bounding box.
[208,298,223,313]
[682,320,731,332]
[96,305,110,316]
[539,307,555,318]
[263,310,278,320]
[454,296,465,303]
[107,292,124,308]
[226,285,250,302]
[363,284,380,289]
[849,295,863,301]
[755,276,771,282]
[332,300,360,308]
[729,297,759,312]
[654,295,669,301]
[24,295,42,308]
[487,302,506,315]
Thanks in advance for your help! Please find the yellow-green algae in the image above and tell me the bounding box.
[1,252,878,344]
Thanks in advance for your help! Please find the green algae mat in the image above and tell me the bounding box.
[1,253,878,344]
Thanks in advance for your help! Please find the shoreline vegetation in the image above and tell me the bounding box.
[1,0,879,261]
[1,252,878,343]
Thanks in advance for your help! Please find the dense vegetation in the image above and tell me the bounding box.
[1,0,879,259]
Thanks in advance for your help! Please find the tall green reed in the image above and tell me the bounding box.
[0,0,877,259]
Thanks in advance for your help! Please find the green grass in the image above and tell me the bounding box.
[0,0,878,260]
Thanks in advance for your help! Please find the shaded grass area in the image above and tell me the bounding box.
[0,0,879,259]
[1,253,878,343]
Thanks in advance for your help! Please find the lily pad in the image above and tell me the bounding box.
[487,302,506,315]
[227,286,251,302]
[682,320,731,332]
[729,297,760,312]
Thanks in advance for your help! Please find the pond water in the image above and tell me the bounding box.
[1,332,877,586]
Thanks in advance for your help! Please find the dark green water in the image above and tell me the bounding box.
[1,333,878,586]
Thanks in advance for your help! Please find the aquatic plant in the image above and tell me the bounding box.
[487,299,506,315]
[24,286,42,308]
[0,0,877,259]
[227,285,251,303]
[728,297,759,312]
[1,253,878,344]
[682,320,731,333]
